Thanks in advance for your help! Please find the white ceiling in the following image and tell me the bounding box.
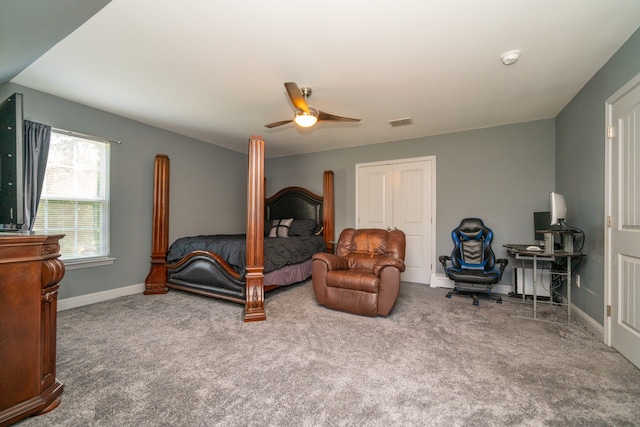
[10,0,640,158]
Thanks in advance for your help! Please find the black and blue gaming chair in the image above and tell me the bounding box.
[439,218,508,306]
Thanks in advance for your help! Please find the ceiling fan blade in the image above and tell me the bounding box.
[284,82,309,113]
[317,110,361,123]
[264,119,293,128]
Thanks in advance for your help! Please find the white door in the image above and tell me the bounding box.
[356,164,393,230]
[606,73,640,369]
[356,157,436,284]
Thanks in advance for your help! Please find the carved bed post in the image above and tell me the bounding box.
[144,154,170,295]
[323,171,335,253]
[244,136,266,322]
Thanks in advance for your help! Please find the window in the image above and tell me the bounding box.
[34,131,112,267]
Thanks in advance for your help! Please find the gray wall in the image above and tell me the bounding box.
[7,23,637,322]
[0,83,248,300]
[555,27,640,325]
[266,119,556,286]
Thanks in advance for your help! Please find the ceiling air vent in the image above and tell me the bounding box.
[388,117,413,127]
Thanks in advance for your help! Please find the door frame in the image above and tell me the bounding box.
[355,156,437,283]
[604,71,640,347]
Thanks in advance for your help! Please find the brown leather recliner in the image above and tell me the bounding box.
[312,228,406,316]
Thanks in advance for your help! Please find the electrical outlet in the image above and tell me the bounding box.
[576,274,581,288]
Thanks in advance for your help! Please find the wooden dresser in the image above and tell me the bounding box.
[0,233,65,427]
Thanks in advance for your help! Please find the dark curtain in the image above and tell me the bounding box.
[22,120,51,231]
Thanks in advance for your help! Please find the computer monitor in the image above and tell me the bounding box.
[550,191,567,227]
[533,211,551,242]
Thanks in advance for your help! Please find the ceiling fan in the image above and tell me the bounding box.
[265,82,361,129]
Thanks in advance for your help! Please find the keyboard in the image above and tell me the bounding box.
[504,244,537,251]
[504,244,548,254]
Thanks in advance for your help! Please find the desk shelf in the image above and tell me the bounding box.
[504,244,584,323]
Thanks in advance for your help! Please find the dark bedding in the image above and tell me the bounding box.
[166,234,326,274]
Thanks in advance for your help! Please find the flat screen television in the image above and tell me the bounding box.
[550,191,567,228]
[0,93,24,230]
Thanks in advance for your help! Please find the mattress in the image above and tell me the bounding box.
[166,234,326,274]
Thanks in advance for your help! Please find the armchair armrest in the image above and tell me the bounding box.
[496,258,509,276]
[312,252,349,271]
[439,255,451,268]
[373,256,406,276]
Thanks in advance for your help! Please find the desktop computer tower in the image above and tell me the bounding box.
[515,267,551,297]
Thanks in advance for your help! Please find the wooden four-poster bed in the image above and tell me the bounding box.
[144,136,335,322]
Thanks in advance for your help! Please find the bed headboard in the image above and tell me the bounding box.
[265,187,323,226]
[264,171,334,252]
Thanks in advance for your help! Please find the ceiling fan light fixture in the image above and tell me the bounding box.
[294,109,318,127]
[264,83,360,129]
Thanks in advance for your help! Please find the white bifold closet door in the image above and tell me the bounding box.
[356,157,436,284]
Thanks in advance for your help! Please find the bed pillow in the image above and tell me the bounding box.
[289,219,318,237]
[269,218,294,237]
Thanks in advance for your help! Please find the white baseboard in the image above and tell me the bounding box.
[57,283,145,312]
[569,301,605,341]
[430,272,453,288]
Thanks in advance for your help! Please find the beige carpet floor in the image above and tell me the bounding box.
[16,281,640,427]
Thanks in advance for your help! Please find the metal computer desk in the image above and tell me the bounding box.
[504,244,584,323]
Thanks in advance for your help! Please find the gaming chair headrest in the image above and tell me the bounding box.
[455,218,489,241]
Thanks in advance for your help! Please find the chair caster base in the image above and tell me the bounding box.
[445,287,503,307]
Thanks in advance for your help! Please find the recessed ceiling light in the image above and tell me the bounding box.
[501,49,521,66]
